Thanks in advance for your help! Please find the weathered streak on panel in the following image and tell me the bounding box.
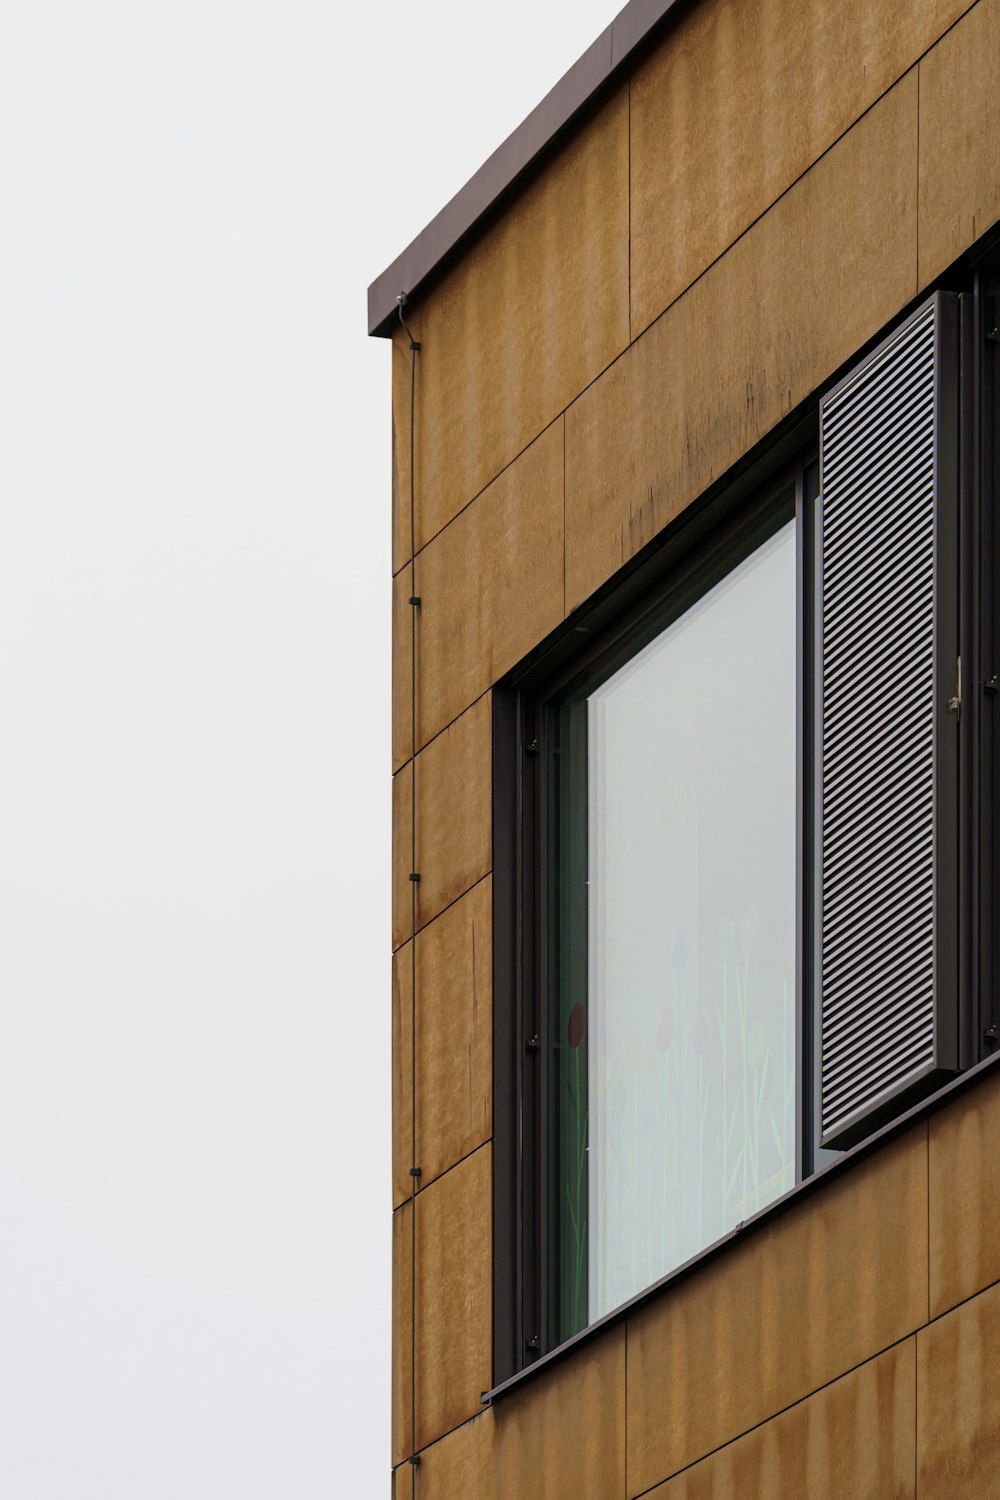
[918,1280,1000,1497]
[391,694,492,950]
[929,1067,1000,1317]
[493,1324,626,1499]
[391,86,629,574]
[919,0,1000,286]
[414,1145,493,1452]
[408,1413,495,1499]
[391,1198,413,1469]
[566,72,918,613]
[625,1125,928,1494]
[630,0,970,336]
[392,420,564,769]
[643,1340,916,1499]
[392,879,493,1208]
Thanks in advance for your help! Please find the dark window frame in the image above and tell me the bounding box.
[493,258,1000,1390]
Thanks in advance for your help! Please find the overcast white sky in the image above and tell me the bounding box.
[0,2,616,1493]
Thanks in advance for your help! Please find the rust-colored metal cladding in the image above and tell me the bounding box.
[929,1065,1000,1318]
[493,1325,626,1500]
[391,1198,413,1470]
[565,71,918,611]
[389,89,628,574]
[918,1281,1000,1499]
[402,1413,495,1500]
[391,879,492,1209]
[391,694,492,951]
[413,1145,493,1452]
[919,0,1000,287]
[643,1340,915,1499]
[630,0,972,336]
[391,420,564,769]
[392,1150,493,1463]
[625,1126,928,1494]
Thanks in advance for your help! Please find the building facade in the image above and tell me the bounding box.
[370,0,1000,1493]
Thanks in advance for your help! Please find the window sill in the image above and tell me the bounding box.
[482,1046,1000,1406]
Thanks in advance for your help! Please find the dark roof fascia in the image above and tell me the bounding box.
[366,0,688,338]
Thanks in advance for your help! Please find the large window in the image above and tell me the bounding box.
[554,516,798,1338]
[493,270,1000,1384]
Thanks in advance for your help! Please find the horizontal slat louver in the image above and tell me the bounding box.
[819,294,958,1149]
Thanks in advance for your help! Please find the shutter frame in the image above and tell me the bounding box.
[818,291,960,1150]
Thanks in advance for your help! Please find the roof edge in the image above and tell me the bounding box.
[367,0,687,337]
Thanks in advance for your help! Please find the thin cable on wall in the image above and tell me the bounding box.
[398,291,422,1481]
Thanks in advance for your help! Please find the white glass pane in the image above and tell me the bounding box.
[586,521,796,1322]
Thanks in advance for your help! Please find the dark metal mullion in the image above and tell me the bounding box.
[804,460,838,1175]
[537,702,553,1359]
[982,278,1000,1055]
[491,690,520,1389]
[523,698,544,1365]
[810,459,824,1175]
[795,462,809,1185]
[958,286,981,1070]
[534,473,799,706]
[515,690,530,1374]
[934,292,962,1079]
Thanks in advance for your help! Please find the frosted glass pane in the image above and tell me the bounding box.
[585,522,796,1322]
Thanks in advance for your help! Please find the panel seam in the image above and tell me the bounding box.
[392,868,494,957]
[394,63,926,577]
[628,1331,922,1500]
[563,412,567,621]
[395,1404,491,1468]
[926,1120,931,1322]
[627,69,633,346]
[392,688,492,781]
[613,1272,1000,1498]
[393,1138,494,1211]
[392,0,981,579]
[915,1321,920,1498]
[916,58,921,293]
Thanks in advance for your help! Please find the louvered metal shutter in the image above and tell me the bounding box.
[818,292,960,1150]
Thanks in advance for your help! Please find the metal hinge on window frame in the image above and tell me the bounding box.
[948,657,962,719]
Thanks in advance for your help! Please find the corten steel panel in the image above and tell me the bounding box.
[392,420,564,771]
[391,694,492,951]
[493,1324,626,1500]
[391,1197,413,1468]
[919,0,1000,287]
[389,85,628,576]
[391,1150,493,1463]
[415,1144,493,1453]
[565,70,918,613]
[625,1125,928,1496]
[918,1280,1000,1497]
[929,1066,1000,1317]
[393,1412,495,1500]
[643,1340,916,1500]
[630,0,972,338]
[391,878,492,1209]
